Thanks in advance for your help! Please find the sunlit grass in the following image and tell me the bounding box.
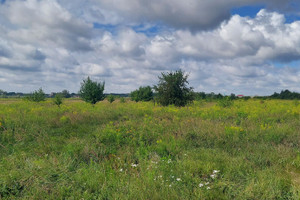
[0,98,299,199]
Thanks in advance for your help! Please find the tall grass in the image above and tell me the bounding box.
[0,98,299,199]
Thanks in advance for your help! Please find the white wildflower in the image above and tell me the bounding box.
[131,163,138,167]
[119,168,123,172]
[205,182,209,185]
[167,159,172,164]
[199,183,204,187]
[210,174,216,179]
[176,178,181,181]
[207,187,211,190]
[213,170,220,174]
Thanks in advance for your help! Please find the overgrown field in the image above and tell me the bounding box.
[0,98,300,199]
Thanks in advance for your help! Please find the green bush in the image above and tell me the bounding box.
[53,93,63,107]
[154,70,194,107]
[79,77,105,105]
[26,88,46,102]
[120,97,126,103]
[106,95,115,103]
[217,97,234,107]
[130,86,153,102]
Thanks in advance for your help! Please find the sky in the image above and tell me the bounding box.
[0,0,300,95]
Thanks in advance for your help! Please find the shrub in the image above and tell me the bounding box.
[153,70,194,107]
[217,97,233,108]
[61,90,71,98]
[26,88,46,102]
[120,97,126,103]
[107,95,115,103]
[53,93,63,107]
[130,86,153,102]
[79,77,105,105]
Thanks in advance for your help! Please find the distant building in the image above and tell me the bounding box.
[237,95,244,98]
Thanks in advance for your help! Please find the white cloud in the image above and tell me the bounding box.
[63,0,299,30]
[0,0,299,95]
[1,0,93,51]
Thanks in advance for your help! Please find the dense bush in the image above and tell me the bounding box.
[53,93,63,107]
[217,97,234,107]
[26,88,46,102]
[106,95,115,103]
[130,86,153,102]
[154,70,194,107]
[271,90,300,99]
[79,77,105,105]
[61,90,71,98]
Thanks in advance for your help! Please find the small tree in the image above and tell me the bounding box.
[79,77,105,105]
[0,90,6,98]
[154,70,194,107]
[120,97,126,103]
[107,94,115,103]
[27,88,46,102]
[53,93,63,107]
[61,90,71,98]
[130,86,153,102]
[217,96,233,108]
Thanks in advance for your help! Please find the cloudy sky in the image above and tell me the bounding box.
[0,0,300,95]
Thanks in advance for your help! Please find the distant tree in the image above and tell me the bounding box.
[26,88,46,102]
[230,93,236,100]
[53,93,63,107]
[195,92,206,100]
[107,94,115,103]
[153,70,194,107]
[79,77,105,105]
[130,86,153,102]
[271,90,300,99]
[61,90,71,98]
[0,89,6,98]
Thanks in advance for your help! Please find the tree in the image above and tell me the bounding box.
[107,94,115,103]
[26,88,46,102]
[153,70,194,107]
[79,77,105,105]
[61,90,71,98]
[120,97,126,103]
[0,90,6,98]
[53,93,63,107]
[130,86,153,102]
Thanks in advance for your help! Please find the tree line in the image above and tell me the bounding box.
[1,70,300,107]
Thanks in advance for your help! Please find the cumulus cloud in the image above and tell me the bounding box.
[61,0,299,30]
[0,0,299,95]
[1,0,93,51]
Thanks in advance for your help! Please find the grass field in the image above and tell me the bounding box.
[0,98,300,199]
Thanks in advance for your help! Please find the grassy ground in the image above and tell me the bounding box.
[0,98,299,199]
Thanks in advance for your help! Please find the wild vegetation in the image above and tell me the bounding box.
[130,86,153,102]
[0,98,299,199]
[154,70,194,107]
[79,77,105,105]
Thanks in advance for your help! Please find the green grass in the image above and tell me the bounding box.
[0,98,299,199]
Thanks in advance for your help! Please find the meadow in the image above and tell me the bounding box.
[0,98,299,199]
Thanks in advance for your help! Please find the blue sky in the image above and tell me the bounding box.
[0,0,299,95]
[231,5,266,18]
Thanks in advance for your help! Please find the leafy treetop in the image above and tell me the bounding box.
[154,70,194,107]
[79,77,105,105]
